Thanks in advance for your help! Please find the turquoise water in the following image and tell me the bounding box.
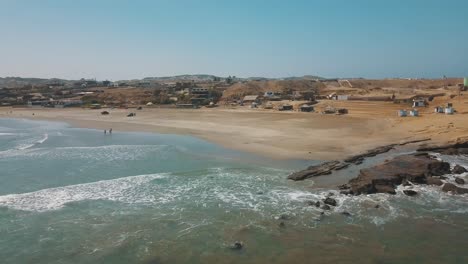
[0,118,467,263]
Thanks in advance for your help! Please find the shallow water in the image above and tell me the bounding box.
[0,118,467,263]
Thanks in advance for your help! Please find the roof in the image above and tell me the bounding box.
[243,95,258,101]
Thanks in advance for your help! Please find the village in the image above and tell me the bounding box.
[1,76,466,116]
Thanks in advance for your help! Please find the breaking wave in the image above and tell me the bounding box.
[0,173,166,212]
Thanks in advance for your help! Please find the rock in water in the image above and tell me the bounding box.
[454,177,465,185]
[452,165,467,175]
[426,177,444,186]
[442,183,468,194]
[403,190,418,196]
[323,197,337,206]
[288,161,349,181]
[231,241,243,250]
[321,204,331,210]
[348,154,451,195]
[341,211,352,217]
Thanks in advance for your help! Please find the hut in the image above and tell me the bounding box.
[445,107,454,115]
[279,104,293,111]
[409,109,419,117]
[412,98,426,107]
[300,104,314,112]
[263,102,273,109]
[398,110,407,117]
[243,95,259,104]
[434,106,444,113]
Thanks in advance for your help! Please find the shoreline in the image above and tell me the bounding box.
[1,106,467,160]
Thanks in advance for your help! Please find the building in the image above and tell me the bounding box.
[412,98,426,107]
[409,109,419,117]
[242,95,259,103]
[300,104,314,112]
[398,110,407,117]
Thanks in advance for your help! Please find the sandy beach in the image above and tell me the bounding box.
[2,95,467,160]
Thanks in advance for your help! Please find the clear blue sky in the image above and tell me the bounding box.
[1,0,467,80]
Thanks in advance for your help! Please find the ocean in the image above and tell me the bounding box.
[0,118,467,263]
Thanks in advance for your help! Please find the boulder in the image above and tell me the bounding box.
[230,241,243,250]
[323,197,337,206]
[454,177,465,185]
[348,154,451,195]
[321,204,331,210]
[452,165,467,175]
[403,190,418,196]
[426,177,444,186]
[341,211,352,217]
[442,183,468,194]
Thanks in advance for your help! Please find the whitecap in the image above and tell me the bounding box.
[0,173,166,212]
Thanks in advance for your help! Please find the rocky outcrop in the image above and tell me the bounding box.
[289,139,431,181]
[288,161,348,181]
[417,138,468,155]
[344,144,396,164]
[442,183,468,194]
[348,154,451,195]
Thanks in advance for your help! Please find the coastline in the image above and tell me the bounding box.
[1,106,467,160]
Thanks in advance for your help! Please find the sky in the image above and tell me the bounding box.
[0,0,467,80]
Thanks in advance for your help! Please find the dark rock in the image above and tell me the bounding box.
[402,180,412,187]
[442,183,468,194]
[341,211,352,217]
[279,214,290,220]
[344,144,396,164]
[323,197,337,206]
[348,154,451,195]
[403,190,418,196]
[374,204,380,209]
[338,184,350,190]
[321,204,331,210]
[455,177,465,185]
[327,192,334,197]
[279,222,286,228]
[426,177,443,186]
[256,191,264,195]
[452,165,467,175]
[314,201,320,207]
[340,190,352,195]
[230,241,243,250]
[375,185,396,194]
[288,161,349,181]
[417,139,468,155]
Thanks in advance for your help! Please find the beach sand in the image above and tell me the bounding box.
[1,96,467,160]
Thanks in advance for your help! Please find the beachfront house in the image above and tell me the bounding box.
[412,98,426,107]
[243,95,259,104]
[300,104,314,112]
[398,110,407,117]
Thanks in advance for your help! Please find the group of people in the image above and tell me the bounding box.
[104,128,113,135]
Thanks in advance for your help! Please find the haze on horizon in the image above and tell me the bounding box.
[1,0,467,81]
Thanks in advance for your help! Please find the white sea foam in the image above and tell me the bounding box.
[0,173,166,212]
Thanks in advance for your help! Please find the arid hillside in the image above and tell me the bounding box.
[221,80,325,99]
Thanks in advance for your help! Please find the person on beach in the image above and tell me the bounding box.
[109,128,112,134]
[104,130,107,134]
